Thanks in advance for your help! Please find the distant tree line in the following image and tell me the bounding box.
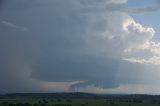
[0,99,73,106]
[0,102,72,106]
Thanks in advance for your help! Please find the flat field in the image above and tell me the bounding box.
[0,93,160,106]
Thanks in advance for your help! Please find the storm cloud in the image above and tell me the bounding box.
[1,0,160,94]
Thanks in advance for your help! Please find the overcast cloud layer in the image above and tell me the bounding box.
[1,0,160,94]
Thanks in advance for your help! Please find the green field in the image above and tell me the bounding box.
[1,93,160,106]
[0,98,160,106]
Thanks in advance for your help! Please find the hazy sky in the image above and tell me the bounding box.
[1,0,160,94]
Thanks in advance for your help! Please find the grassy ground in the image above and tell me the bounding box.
[0,98,160,106]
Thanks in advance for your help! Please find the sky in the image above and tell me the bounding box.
[1,0,160,94]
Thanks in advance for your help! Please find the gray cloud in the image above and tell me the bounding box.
[126,5,160,14]
[125,0,160,14]
[0,0,4,6]
[1,0,160,94]
[32,56,120,88]
[0,0,125,93]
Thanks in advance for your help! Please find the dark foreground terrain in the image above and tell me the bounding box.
[0,93,160,106]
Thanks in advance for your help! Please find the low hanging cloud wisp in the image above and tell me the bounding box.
[124,0,160,14]
[126,5,160,14]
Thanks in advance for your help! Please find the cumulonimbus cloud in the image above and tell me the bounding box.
[1,0,160,94]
